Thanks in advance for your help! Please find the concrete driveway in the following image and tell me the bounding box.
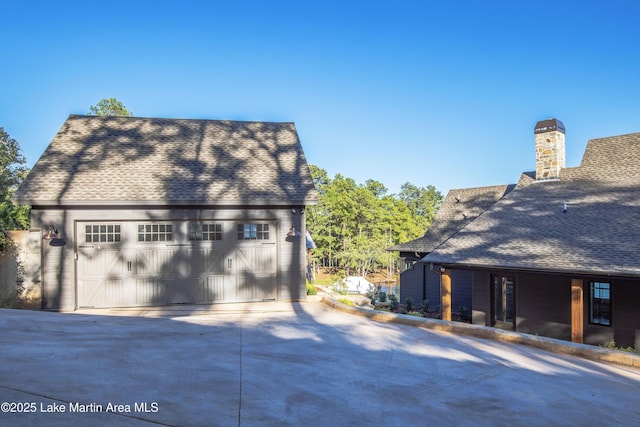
[1,301,639,427]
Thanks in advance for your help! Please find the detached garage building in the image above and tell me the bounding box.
[13,115,318,311]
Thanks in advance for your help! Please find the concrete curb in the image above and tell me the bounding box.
[319,292,640,368]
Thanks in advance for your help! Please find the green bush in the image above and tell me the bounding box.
[389,294,398,311]
[0,289,24,309]
[337,297,353,306]
[405,297,414,312]
[378,291,387,303]
[365,286,379,303]
[306,282,317,295]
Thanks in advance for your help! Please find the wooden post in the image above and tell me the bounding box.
[441,269,452,321]
[571,279,584,344]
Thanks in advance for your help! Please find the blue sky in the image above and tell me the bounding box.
[2,1,639,195]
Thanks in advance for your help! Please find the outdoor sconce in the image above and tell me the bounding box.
[42,225,58,240]
[43,225,66,246]
[430,264,446,274]
[290,207,305,215]
[287,225,301,238]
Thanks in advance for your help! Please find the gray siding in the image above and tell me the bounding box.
[399,265,472,313]
[515,273,571,341]
[425,270,441,309]
[398,262,425,304]
[471,270,640,348]
[472,271,490,326]
[451,270,472,313]
[611,280,640,349]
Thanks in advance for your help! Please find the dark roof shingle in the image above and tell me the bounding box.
[389,184,514,253]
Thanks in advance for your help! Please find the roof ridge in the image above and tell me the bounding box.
[69,114,295,125]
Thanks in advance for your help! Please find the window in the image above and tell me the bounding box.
[590,282,611,326]
[137,224,173,242]
[237,223,270,240]
[404,259,416,270]
[85,224,121,243]
[188,223,222,241]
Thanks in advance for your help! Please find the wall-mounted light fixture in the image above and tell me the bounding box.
[287,225,301,238]
[43,225,56,240]
[290,207,305,215]
[430,264,447,274]
[43,225,66,246]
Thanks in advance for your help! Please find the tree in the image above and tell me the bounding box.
[398,182,443,230]
[306,165,443,278]
[88,98,133,117]
[0,127,29,252]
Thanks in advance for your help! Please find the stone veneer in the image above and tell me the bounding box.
[534,119,565,180]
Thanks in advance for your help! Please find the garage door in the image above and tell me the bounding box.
[76,221,277,308]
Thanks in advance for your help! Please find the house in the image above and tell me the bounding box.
[422,119,640,348]
[389,184,514,313]
[13,115,318,311]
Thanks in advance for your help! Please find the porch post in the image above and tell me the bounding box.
[441,269,452,321]
[571,278,584,344]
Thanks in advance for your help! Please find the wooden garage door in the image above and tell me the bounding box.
[233,223,277,301]
[76,221,277,308]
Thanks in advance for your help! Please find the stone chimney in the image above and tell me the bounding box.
[534,118,565,180]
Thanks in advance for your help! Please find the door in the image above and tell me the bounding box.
[231,222,277,301]
[77,223,132,308]
[493,275,515,330]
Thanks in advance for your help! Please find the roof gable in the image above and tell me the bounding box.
[14,115,318,206]
[389,184,514,253]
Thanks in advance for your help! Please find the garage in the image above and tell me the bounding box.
[13,115,317,310]
[76,220,277,308]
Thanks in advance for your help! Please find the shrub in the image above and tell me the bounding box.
[602,342,637,353]
[389,294,398,311]
[0,289,24,309]
[306,281,317,295]
[337,297,353,306]
[420,299,430,313]
[365,286,379,303]
[378,291,387,303]
[405,297,413,312]
[456,305,471,323]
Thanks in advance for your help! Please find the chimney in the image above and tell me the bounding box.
[534,118,565,180]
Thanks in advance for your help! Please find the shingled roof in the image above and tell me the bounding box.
[424,132,640,278]
[14,115,318,206]
[389,184,514,253]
